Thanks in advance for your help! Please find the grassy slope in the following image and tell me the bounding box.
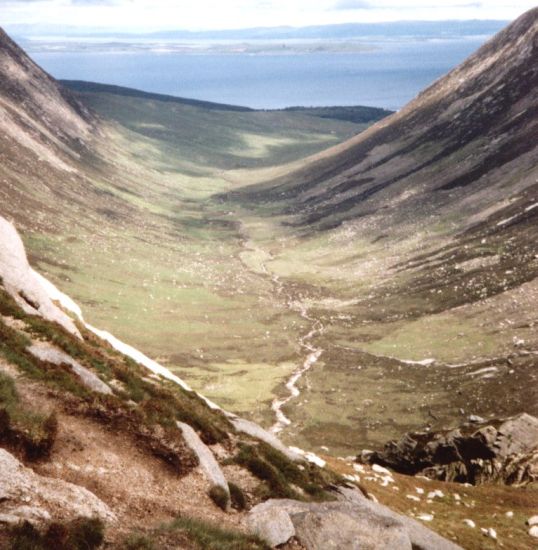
[5,87,373,432]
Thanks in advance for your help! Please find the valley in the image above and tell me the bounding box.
[7,66,536,456]
[1,10,538,548]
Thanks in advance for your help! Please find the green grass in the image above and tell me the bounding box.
[159,516,269,550]
[233,441,340,501]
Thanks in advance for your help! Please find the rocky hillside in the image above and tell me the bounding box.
[0,28,97,165]
[232,7,538,232]
[1,13,538,549]
[0,216,470,548]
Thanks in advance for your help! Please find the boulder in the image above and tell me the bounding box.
[245,493,461,550]
[292,503,412,550]
[363,413,538,485]
[176,422,229,498]
[0,216,81,338]
[246,501,296,547]
[0,448,115,525]
[228,416,302,462]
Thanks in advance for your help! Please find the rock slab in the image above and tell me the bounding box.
[0,448,115,525]
[246,491,462,550]
[177,421,229,496]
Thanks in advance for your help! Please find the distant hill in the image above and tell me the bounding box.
[62,80,393,124]
[8,20,508,40]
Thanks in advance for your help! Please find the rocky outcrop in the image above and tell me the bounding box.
[0,449,115,525]
[28,342,112,395]
[0,216,81,338]
[245,488,462,550]
[176,421,229,498]
[363,413,538,485]
[228,416,302,462]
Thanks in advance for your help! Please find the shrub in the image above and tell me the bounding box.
[9,518,104,550]
[234,445,297,499]
[208,485,229,511]
[68,517,105,549]
[24,411,58,460]
[121,534,155,549]
[0,372,58,460]
[228,482,247,511]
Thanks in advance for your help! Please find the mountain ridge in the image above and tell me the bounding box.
[228,7,538,231]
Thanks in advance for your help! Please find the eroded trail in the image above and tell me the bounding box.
[238,230,324,434]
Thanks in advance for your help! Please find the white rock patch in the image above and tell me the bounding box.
[0,216,81,338]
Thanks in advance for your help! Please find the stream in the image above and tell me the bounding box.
[238,231,324,435]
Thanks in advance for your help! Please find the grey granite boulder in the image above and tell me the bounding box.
[292,503,412,550]
[246,501,296,547]
[177,421,230,499]
[364,413,538,485]
[0,448,115,525]
[245,493,461,550]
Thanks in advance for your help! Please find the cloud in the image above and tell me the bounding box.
[331,0,485,10]
[4,0,128,3]
[333,0,373,9]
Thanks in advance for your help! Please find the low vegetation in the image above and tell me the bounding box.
[228,482,247,511]
[233,441,340,501]
[208,485,230,511]
[0,371,57,460]
[8,518,105,550]
[157,516,269,550]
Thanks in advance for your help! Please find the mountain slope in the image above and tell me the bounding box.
[219,8,538,454]
[0,28,97,164]
[233,7,538,232]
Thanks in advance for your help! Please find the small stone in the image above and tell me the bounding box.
[529,526,538,538]
[505,511,513,518]
[527,516,538,526]
[463,519,476,528]
[417,514,434,522]
[481,527,497,540]
[372,464,392,475]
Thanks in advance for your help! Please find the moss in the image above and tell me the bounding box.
[228,482,247,511]
[208,485,230,511]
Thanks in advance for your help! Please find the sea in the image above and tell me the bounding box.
[30,37,491,111]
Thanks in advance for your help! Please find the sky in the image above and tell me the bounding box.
[1,0,535,32]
